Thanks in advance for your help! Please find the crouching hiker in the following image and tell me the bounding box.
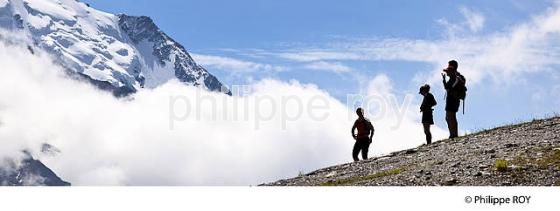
[351,108,375,161]
[419,84,437,144]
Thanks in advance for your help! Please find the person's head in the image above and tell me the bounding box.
[356,108,364,118]
[419,84,430,96]
[445,60,459,74]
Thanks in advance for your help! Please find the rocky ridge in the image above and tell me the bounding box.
[264,117,560,186]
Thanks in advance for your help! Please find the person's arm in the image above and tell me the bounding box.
[351,121,357,140]
[442,73,447,89]
[369,121,374,141]
[444,79,453,90]
[420,97,427,111]
[431,94,437,107]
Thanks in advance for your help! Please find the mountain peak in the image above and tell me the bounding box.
[0,0,230,96]
[0,151,70,186]
[118,14,159,44]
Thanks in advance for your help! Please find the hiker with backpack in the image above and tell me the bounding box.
[351,108,375,161]
[419,84,437,144]
[442,60,467,139]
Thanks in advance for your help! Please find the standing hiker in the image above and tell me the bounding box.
[442,60,467,139]
[419,84,437,144]
[351,108,374,161]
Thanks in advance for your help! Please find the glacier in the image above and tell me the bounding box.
[0,0,230,96]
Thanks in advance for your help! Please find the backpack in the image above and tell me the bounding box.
[456,73,467,114]
[456,74,467,100]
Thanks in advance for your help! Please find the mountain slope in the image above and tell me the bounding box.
[0,151,70,186]
[264,117,560,186]
[0,0,229,96]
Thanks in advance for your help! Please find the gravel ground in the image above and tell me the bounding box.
[263,117,560,186]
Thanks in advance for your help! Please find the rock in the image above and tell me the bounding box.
[451,162,461,168]
[405,149,418,154]
[325,171,337,178]
[537,152,543,157]
[474,172,483,177]
[484,149,496,154]
[377,157,392,161]
[505,143,519,148]
[444,178,458,186]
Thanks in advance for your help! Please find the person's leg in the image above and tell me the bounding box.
[352,141,360,161]
[445,111,453,138]
[423,123,432,144]
[451,112,458,138]
[361,140,370,160]
[447,111,458,138]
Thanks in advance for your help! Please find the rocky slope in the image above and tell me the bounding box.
[0,0,229,96]
[0,151,70,186]
[264,117,560,186]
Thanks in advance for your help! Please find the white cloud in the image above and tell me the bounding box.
[264,4,560,86]
[303,61,353,73]
[437,6,485,36]
[460,6,485,32]
[0,41,445,185]
[191,53,285,73]
[276,51,362,62]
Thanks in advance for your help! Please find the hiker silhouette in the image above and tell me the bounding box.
[419,84,437,144]
[442,60,466,139]
[351,108,374,161]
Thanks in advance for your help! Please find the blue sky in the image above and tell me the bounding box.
[86,0,550,48]
[85,0,560,133]
[84,0,548,48]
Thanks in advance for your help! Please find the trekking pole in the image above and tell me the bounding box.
[462,99,465,115]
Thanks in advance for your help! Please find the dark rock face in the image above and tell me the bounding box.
[263,117,560,186]
[1,154,70,186]
[75,72,136,97]
[118,14,230,95]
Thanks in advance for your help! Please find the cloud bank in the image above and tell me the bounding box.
[0,40,444,185]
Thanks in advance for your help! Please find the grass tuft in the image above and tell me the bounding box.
[320,166,407,186]
[536,148,560,169]
[495,159,509,172]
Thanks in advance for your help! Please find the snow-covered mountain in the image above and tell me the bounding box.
[0,0,229,96]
